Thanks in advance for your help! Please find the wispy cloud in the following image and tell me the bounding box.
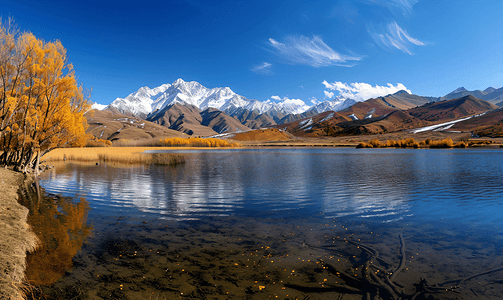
[322,80,411,102]
[359,0,418,15]
[251,62,272,74]
[268,35,361,67]
[369,21,425,54]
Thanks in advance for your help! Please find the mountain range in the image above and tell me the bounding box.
[283,95,499,137]
[91,79,503,139]
[105,78,311,122]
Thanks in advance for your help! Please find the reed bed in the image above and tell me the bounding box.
[356,138,469,149]
[160,137,241,147]
[109,137,242,147]
[42,147,185,166]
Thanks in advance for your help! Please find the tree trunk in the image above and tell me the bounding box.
[34,150,40,177]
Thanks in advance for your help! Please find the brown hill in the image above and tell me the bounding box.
[228,108,277,129]
[451,108,503,131]
[147,103,219,136]
[277,110,319,125]
[85,109,187,141]
[339,98,399,119]
[279,95,498,137]
[200,108,251,134]
[481,87,503,105]
[282,111,352,137]
[346,110,431,135]
[383,92,438,109]
[473,121,503,137]
[146,103,253,137]
[408,95,498,122]
[230,128,292,141]
[449,107,503,137]
[147,103,202,127]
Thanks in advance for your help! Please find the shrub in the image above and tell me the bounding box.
[400,138,419,148]
[385,140,399,147]
[356,142,368,148]
[454,141,468,148]
[85,139,112,147]
[429,138,454,148]
[368,139,382,148]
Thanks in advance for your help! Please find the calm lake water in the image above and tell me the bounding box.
[26,148,503,299]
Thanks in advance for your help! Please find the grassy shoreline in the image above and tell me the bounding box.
[42,147,190,166]
[0,169,39,300]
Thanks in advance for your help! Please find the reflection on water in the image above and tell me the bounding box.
[25,148,503,299]
[20,191,92,285]
[39,148,503,226]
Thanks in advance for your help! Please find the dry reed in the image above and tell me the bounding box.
[356,138,468,149]
[42,147,185,165]
[160,137,241,147]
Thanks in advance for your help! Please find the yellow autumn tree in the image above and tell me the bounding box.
[0,20,90,173]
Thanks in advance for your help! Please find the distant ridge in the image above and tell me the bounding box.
[88,80,503,139]
[276,95,499,137]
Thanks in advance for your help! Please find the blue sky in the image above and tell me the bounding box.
[3,0,503,106]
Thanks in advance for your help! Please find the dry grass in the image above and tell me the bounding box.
[0,169,40,300]
[160,137,241,147]
[85,138,113,147]
[356,138,470,149]
[112,138,166,147]
[42,147,185,165]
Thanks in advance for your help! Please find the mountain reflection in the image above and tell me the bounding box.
[21,188,92,285]
[39,150,414,221]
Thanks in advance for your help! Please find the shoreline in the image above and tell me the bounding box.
[0,168,39,300]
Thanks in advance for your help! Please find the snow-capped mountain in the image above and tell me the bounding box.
[309,98,357,114]
[108,83,171,118]
[108,79,314,120]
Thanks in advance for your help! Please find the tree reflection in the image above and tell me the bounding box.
[22,190,93,285]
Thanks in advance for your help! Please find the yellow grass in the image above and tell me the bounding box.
[160,137,241,147]
[42,147,186,165]
[356,138,468,149]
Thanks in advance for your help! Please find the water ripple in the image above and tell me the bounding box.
[39,148,503,226]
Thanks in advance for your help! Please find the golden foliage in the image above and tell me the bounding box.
[23,195,92,285]
[0,22,90,171]
[160,137,241,147]
[428,138,454,148]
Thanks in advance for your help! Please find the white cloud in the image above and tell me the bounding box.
[268,35,361,67]
[269,96,308,106]
[370,21,425,54]
[251,62,272,74]
[322,80,411,102]
[267,96,311,114]
[324,91,334,99]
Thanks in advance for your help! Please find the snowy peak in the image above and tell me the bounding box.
[108,79,313,120]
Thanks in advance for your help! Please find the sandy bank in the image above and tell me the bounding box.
[0,168,39,300]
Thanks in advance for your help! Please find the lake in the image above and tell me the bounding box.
[25,148,503,299]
